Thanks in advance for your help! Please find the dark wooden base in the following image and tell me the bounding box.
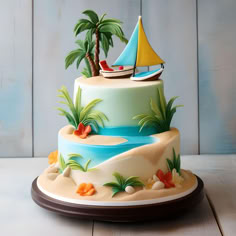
[31,176,204,222]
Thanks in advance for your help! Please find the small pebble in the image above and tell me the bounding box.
[125,186,135,194]
[152,181,165,190]
[62,166,71,177]
[153,174,159,182]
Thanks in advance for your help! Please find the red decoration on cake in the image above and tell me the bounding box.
[74,122,91,139]
[99,60,114,71]
[156,169,175,188]
[118,66,124,70]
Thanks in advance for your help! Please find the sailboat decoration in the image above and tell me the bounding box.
[100,16,165,81]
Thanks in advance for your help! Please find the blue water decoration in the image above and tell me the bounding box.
[97,125,157,136]
[58,134,158,167]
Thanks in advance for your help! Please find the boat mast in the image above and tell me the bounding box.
[133,15,142,77]
[132,58,137,76]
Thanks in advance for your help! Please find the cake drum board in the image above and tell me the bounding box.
[31,176,204,222]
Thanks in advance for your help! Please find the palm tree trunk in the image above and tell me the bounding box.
[86,53,99,76]
[94,27,100,70]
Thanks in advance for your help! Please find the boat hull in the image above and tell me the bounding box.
[100,68,133,79]
[131,68,163,81]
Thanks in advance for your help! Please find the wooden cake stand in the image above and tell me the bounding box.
[31,176,204,222]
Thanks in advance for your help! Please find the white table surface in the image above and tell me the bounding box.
[1,155,235,236]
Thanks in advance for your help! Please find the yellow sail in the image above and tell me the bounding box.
[136,17,165,67]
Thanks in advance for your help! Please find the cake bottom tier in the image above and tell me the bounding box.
[37,169,197,204]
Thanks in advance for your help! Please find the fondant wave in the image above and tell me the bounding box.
[69,128,180,186]
[59,131,158,167]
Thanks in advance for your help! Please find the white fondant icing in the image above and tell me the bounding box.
[74,76,163,127]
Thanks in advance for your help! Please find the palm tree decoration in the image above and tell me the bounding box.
[66,9,128,77]
[57,85,108,132]
[65,39,95,78]
[133,87,183,133]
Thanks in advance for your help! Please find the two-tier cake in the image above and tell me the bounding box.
[32,11,203,221]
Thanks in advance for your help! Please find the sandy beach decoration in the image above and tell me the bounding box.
[38,168,197,202]
[42,126,197,202]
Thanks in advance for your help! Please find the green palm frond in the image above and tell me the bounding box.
[104,172,144,197]
[133,87,183,133]
[82,10,99,24]
[82,119,99,132]
[65,38,94,75]
[66,156,95,172]
[56,107,77,128]
[65,49,84,69]
[75,86,82,116]
[58,86,79,126]
[99,24,128,43]
[57,86,108,131]
[79,99,102,121]
[74,19,95,36]
[86,110,108,128]
[66,159,85,171]
[167,148,181,175]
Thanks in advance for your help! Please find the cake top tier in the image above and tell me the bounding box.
[75,76,162,88]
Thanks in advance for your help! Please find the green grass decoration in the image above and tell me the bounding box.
[133,87,183,133]
[59,154,67,173]
[57,85,108,131]
[167,148,181,175]
[66,159,96,172]
[59,153,96,172]
[103,172,144,197]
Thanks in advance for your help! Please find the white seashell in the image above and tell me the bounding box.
[47,167,58,173]
[152,181,165,190]
[62,166,71,177]
[67,126,75,134]
[125,186,135,194]
[153,174,159,182]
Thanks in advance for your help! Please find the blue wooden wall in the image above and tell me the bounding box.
[0,0,235,157]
